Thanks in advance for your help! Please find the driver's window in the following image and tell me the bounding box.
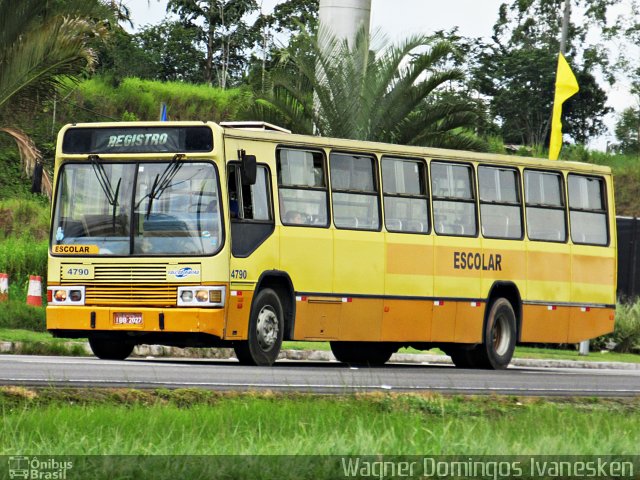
[228,164,272,221]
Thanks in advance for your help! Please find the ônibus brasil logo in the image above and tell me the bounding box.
[8,457,73,479]
[168,267,200,279]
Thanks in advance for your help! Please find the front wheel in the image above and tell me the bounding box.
[234,288,284,366]
[88,336,135,360]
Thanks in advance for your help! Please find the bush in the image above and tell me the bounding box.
[0,237,48,283]
[56,76,255,124]
[0,300,46,331]
[593,301,640,353]
[0,197,50,240]
[610,302,640,353]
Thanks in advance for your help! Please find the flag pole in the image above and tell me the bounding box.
[559,0,590,356]
[549,0,579,161]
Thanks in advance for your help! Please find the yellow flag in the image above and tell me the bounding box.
[549,53,579,160]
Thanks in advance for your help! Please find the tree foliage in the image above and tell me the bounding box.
[615,107,640,155]
[257,28,485,150]
[167,0,259,87]
[0,0,114,194]
[473,0,619,147]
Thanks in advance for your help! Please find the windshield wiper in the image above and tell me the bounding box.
[89,154,122,229]
[140,154,185,219]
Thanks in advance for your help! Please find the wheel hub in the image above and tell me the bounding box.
[256,306,279,351]
[492,312,511,356]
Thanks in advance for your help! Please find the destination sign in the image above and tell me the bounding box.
[62,126,213,154]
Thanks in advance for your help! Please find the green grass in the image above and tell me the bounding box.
[64,76,255,123]
[0,389,638,458]
[0,329,86,356]
[513,346,640,363]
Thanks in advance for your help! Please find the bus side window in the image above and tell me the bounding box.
[228,164,272,221]
[381,156,429,234]
[568,174,608,246]
[277,148,329,227]
[330,152,380,231]
[478,166,523,240]
[524,170,566,242]
[431,161,477,237]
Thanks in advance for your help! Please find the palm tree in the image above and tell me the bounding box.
[256,28,486,151]
[0,0,110,195]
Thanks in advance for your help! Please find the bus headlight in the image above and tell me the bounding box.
[48,286,85,305]
[195,290,209,302]
[177,286,225,307]
[54,290,67,302]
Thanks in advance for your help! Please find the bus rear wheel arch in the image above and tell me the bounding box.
[233,288,284,366]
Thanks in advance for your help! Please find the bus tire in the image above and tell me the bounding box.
[234,288,283,366]
[88,336,134,360]
[329,341,393,367]
[474,298,517,370]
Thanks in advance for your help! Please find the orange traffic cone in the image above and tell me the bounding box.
[0,273,7,302]
[26,275,42,306]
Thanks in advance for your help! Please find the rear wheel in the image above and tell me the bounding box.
[330,341,394,367]
[88,336,135,360]
[234,288,284,366]
[447,298,516,370]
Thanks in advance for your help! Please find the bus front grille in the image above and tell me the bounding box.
[84,284,177,306]
[92,264,168,283]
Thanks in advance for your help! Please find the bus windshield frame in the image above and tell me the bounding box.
[50,159,224,257]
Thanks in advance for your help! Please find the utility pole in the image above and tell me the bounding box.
[560,0,589,356]
[560,0,570,55]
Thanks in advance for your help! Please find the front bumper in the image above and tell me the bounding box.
[47,305,226,338]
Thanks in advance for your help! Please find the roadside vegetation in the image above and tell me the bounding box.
[1,388,639,457]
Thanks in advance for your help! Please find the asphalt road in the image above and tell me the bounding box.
[1,354,640,396]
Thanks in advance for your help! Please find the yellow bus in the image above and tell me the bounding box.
[47,121,616,369]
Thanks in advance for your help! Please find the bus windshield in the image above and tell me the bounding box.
[51,161,223,256]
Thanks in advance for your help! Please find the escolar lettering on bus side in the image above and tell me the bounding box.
[453,252,502,271]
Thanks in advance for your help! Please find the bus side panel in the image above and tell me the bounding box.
[293,298,341,340]
[433,237,483,342]
[523,242,571,342]
[383,234,433,341]
[570,247,616,305]
[381,299,432,341]
[280,226,334,293]
[333,229,384,339]
[520,305,570,342]
[338,298,384,341]
[223,290,253,339]
[567,307,615,343]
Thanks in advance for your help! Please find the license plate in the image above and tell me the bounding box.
[113,312,143,326]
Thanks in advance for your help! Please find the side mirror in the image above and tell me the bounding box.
[31,163,43,194]
[239,149,257,185]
